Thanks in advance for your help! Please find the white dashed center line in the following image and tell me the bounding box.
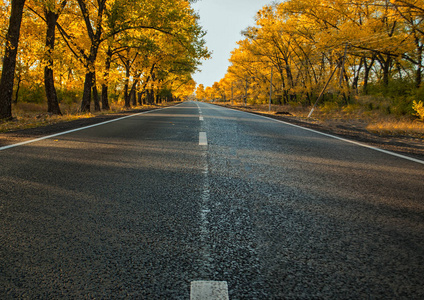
[194,104,228,299]
[190,281,229,300]
[199,132,208,146]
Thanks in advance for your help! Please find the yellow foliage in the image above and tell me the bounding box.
[1,0,209,115]
[201,0,424,112]
[412,100,424,120]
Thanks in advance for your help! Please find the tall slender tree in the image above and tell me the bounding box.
[43,0,67,115]
[0,0,26,120]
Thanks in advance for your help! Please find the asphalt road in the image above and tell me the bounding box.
[1,101,424,299]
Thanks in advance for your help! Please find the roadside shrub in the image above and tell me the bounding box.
[57,89,81,105]
[368,79,415,98]
[386,79,415,97]
[390,97,413,116]
[342,103,360,115]
[18,85,45,104]
[320,101,339,114]
[247,97,257,105]
[362,79,416,117]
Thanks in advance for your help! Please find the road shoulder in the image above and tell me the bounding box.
[216,103,424,161]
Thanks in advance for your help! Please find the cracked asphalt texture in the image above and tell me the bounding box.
[1,102,424,299]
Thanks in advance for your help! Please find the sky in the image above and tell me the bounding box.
[191,0,272,88]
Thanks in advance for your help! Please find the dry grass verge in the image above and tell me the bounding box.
[366,120,424,138]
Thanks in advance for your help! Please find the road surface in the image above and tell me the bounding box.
[1,101,424,299]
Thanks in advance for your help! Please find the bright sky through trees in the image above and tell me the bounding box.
[192,0,271,87]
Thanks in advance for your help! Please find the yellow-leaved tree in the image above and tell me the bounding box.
[206,0,424,112]
[0,0,210,118]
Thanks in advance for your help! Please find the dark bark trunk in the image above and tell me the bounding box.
[352,57,364,90]
[80,43,100,112]
[382,57,391,87]
[378,54,392,87]
[101,84,109,110]
[0,0,26,120]
[415,36,423,88]
[44,10,62,115]
[130,79,138,106]
[124,64,131,108]
[284,57,294,88]
[137,92,142,105]
[81,71,94,112]
[278,67,288,104]
[101,47,112,110]
[306,92,312,106]
[131,89,136,106]
[92,73,100,111]
[363,56,375,95]
[124,87,130,107]
[415,44,422,88]
[45,67,62,114]
[14,73,21,104]
[283,90,289,104]
[78,0,105,112]
[147,89,154,104]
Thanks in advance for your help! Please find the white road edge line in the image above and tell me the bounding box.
[261,114,424,165]
[199,132,208,146]
[190,281,229,300]
[0,105,175,151]
[208,103,424,166]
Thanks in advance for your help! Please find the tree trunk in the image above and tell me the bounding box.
[81,71,94,112]
[101,84,109,110]
[131,89,136,106]
[80,46,100,112]
[77,0,105,112]
[278,67,288,104]
[378,54,392,87]
[284,57,294,88]
[14,73,21,104]
[92,72,100,111]
[0,0,26,120]
[101,47,112,110]
[352,57,364,91]
[382,58,391,87]
[416,66,422,88]
[138,92,143,105]
[363,56,375,95]
[147,89,154,104]
[130,79,139,106]
[415,45,422,88]
[306,92,312,106]
[124,64,131,108]
[44,10,62,115]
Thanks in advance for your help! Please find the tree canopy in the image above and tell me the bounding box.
[201,0,424,111]
[0,0,210,119]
